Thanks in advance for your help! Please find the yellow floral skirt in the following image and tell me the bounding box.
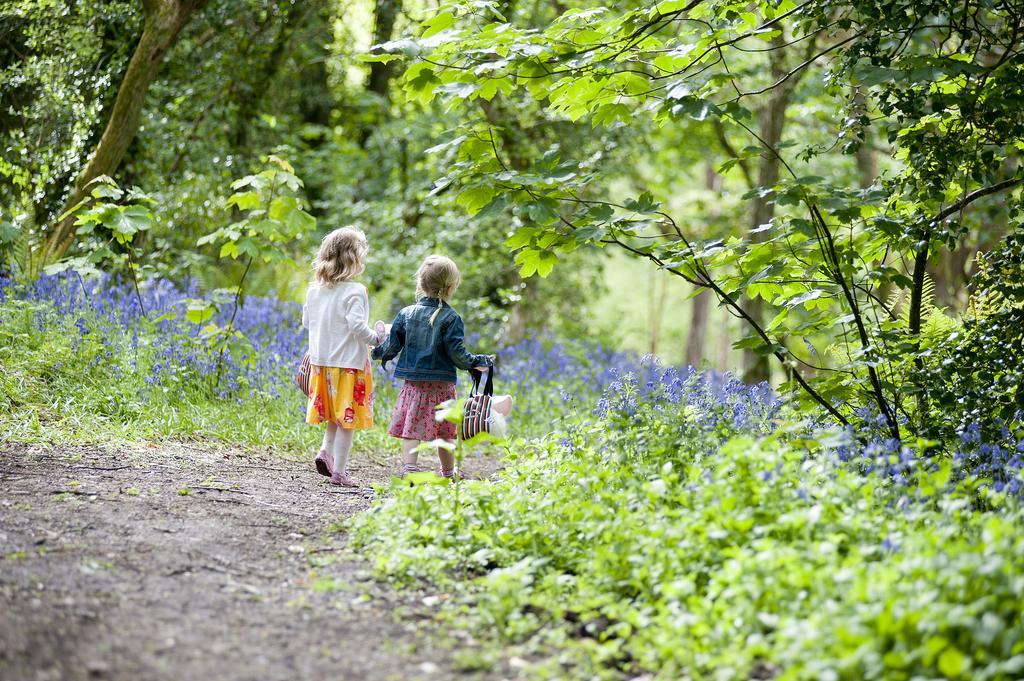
[305,364,374,429]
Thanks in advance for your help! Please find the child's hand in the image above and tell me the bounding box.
[374,320,388,345]
[473,355,496,371]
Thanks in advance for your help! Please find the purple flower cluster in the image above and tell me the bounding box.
[1,273,305,399]
[832,424,1024,497]
[955,431,1024,496]
[4,274,1021,497]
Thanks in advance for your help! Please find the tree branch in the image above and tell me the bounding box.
[933,176,1023,223]
[712,119,753,188]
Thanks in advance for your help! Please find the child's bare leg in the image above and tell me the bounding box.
[438,443,456,477]
[333,426,354,476]
[400,438,420,475]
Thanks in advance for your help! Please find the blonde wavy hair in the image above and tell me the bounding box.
[312,227,368,286]
[415,255,461,324]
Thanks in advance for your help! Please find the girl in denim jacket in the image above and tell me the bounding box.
[373,255,494,479]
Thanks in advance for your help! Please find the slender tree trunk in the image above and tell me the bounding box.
[360,0,401,146]
[648,267,667,355]
[852,90,877,189]
[684,163,719,368]
[367,0,400,99]
[717,309,731,371]
[743,40,792,384]
[743,93,787,383]
[855,141,877,189]
[41,0,208,264]
[685,289,709,368]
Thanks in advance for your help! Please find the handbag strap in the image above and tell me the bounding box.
[470,366,494,397]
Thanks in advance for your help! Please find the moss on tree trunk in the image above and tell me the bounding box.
[41,0,207,264]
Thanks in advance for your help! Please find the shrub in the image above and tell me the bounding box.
[352,376,1024,680]
[916,234,1024,439]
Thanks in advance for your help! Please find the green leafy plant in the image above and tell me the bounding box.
[197,154,314,378]
[916,234,1024,437]
[354,400,1024,680]
[49,175,157,315]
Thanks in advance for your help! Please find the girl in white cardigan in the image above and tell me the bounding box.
[302,227,381,486]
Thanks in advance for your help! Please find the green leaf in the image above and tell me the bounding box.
[505,227,536,250]
[109,205,154,243]
[236,236,263,259]
[185,300,215,324]
[219,241,239,259]
[476,195,508,220]
[231,174,263,192]
[405,62,441,103]
[516,248,540,277]
[268,196,299,221]
[785,289,826,309]
[526,199,559,225]
[458,185,497,215]
[573,224,607,242]
[90,183,123,201]
[437,81,480,99]
[284,208,316,235]
[937,647,966,677]
[587,203,615,221]
[227,191,260,211]
[421,10,455,38]
[536,250,558,277]
[0,220,18,245]
[624,192,660,214]
[765,309,790,333]
[359,53,403,64]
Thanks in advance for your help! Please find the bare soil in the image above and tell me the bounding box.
[0,442,505,681]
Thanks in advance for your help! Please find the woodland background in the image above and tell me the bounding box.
[2,1,1024,678]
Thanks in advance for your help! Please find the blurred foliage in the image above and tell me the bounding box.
[1,1,138,240]
[917,234,1024,438]
[1,0,605,340]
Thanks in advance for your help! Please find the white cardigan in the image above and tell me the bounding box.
[302,281,378,369]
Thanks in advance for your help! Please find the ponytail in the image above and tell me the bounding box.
[429,299,443,326]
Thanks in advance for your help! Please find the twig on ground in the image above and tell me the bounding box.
[193,486,251,495]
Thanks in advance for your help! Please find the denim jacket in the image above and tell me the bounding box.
[371,298,493,383]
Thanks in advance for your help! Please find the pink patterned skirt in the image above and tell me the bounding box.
[387,380,457,441]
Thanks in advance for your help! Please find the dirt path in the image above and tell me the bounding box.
[0,442,505,681]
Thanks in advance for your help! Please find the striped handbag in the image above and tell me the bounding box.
[295,352,312,397]
[459,367,494,441]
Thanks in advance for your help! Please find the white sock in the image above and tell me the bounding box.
[322,423,337,454]
[400,439,420,468]
[333,427,354,475]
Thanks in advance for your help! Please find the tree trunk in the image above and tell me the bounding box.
[648,267,667,355]
[231,2,310,153]
[367,0,400,100]
[684,162,720,368]
[360,0,401,146]
[743,41,792,385]
[41,0,207,263]
[852,90,877,189]
[685,289,709,368]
